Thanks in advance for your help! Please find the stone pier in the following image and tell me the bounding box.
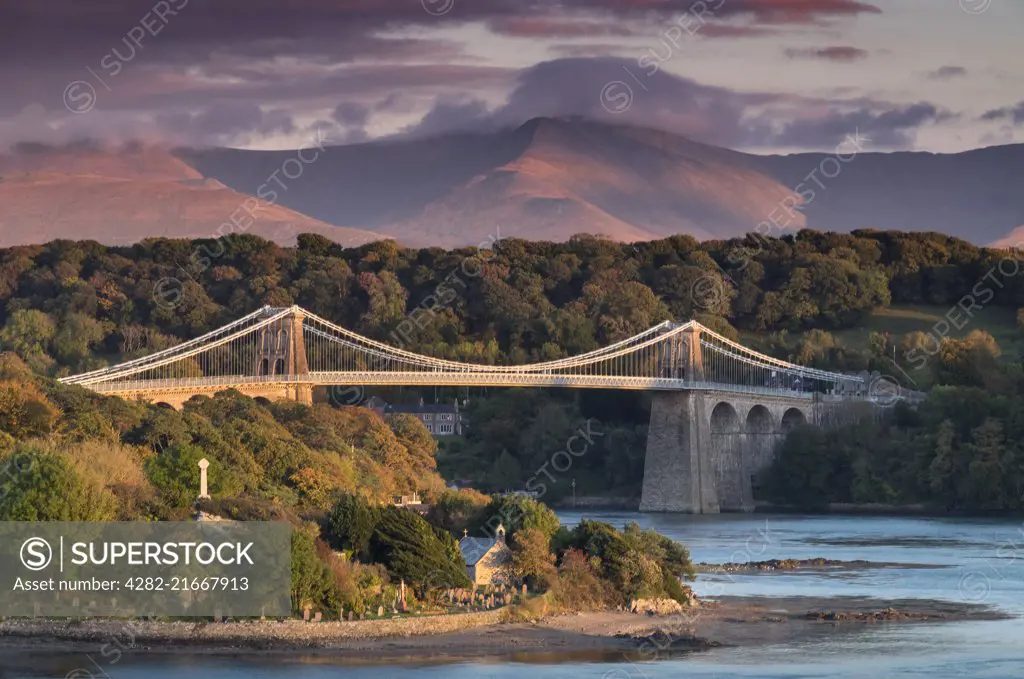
[640,391,859,513]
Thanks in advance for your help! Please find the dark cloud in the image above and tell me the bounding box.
[697,24,775,38]
[784,46,869,62]
[0,0,885,65]
[156,102,295,145]
[399,57,946,151]
[713,0,881,23]
[333,102,371,126]
[401,98,493,137]
[764,102,950,148]
[486,17,641,38]
[0,0,889,148]
[928,65,968,80]
[551,44,636,57]
[981,101,1024,125]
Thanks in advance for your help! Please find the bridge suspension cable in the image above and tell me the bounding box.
[59,305,866,398]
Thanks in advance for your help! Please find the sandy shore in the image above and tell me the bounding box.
[0,595,1006,663]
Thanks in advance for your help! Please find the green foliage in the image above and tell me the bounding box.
[52,313,109,371]
[145,443,217,509]
[0,446,117,521]
[7,230,1019,382]
[511,526,556,587]
[762,377,1024,512]
[0,310,56,373]
[0,380,59,438]
[762,425,835,511]
[425,487,489,535]
[471,494,561,543]
[555,519,695,605]
[324,492,380,557]
[368,506,471,593]
[290,524,337,614]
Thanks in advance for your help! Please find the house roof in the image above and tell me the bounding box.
[458,536,498,566]
[386,404,458,414]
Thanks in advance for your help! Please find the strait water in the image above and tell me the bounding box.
[4,513,1023,678]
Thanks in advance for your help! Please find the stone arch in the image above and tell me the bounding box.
[274,358,286,376]
[254,396,273,407]
[154,402,176,410]
[744,405,775,499]
[745,405,773,434]
[709,401,746,511]
[710,402,741,433]
[260,358,271,376]
[782,407,807,431]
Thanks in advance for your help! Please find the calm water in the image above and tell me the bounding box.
[4,513,1023,678]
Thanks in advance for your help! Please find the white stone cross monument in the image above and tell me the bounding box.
[198,458,211,499]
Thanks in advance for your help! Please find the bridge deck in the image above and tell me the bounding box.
[81,372,846,401]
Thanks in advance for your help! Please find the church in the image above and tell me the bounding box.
[458,523,512,587]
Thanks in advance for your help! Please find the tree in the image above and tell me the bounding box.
[144,442,229,509]
[291,524,336,614]
[386,413,438,473]
[425,488,489,535]
[0,310,56,373]
[368,506,471,593]
[488,450,522,490]
[472,495,560,543]
[0,447,116,521]
[324,492,380,558]
[761,425,833,510]
[0,380,58,438]
[511,526,556,587]
[52,313,108,370]
[548,547,609,611]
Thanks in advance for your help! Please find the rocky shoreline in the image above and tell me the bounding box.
[695,557,947,573]
[0,595,1005,662]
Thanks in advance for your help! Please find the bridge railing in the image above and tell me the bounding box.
[60,307,868,400]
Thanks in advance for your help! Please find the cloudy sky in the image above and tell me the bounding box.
[2,0,1022,153]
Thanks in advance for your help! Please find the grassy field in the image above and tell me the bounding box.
[742,304,1022,359]
[831,304,1021,351]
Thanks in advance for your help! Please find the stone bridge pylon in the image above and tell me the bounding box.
[638,323,873,513]
[639,391,848,513]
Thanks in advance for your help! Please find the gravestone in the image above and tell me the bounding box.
[348,611,355,621]
[313,612,322,622]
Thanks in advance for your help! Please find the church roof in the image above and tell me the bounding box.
[459,536,498,566]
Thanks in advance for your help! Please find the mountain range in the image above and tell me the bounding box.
[2,118,1022,249]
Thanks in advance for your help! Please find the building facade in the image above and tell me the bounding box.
[371,398,468,436]
[458,524,511,587]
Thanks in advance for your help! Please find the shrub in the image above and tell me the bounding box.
[511,526,556,588]
[0,380,59,438]
[144,442,237,509]
[0,446,117,521]
[548,548,611,611]
[425,487,489,535]
[291,524,337,615]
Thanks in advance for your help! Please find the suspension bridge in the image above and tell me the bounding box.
[60,305,887,514]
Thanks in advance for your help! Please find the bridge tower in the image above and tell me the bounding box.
[252,307,313,405]
[683,324,704,382]
[642,324,721,513]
